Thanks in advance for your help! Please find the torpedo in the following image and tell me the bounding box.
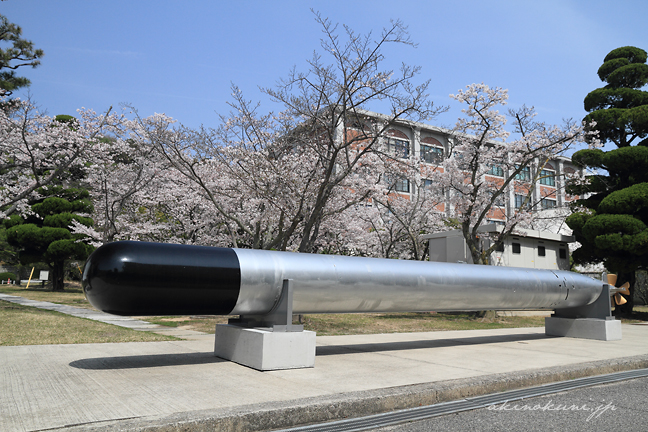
[82,241,605,317]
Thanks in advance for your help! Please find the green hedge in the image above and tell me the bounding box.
[0,272,17,281]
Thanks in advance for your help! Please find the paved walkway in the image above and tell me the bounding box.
[1,293,648,431]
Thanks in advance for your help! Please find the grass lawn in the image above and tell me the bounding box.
[0,300,176,346]
[112,307,648,337]
[299,312,546,335]
[0,281,93,308]
[141,313,548,335]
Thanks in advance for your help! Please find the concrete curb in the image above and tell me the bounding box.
[55,354,648,432]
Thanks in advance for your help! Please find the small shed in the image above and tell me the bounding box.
[423,224,573,270]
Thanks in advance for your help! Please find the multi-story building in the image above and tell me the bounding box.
[366,110,582,225]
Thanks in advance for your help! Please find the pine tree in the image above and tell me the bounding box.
[567,46,648,315]
[0,14,44,102]
[4,186,94,291]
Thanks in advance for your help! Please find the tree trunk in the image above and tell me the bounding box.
[465,231,495,317]
[51,261,65,292]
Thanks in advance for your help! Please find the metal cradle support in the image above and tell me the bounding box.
[228,279,304,332]
[214,279,315,371]
[546,284,622,341]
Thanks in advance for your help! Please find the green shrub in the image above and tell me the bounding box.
[0,272,17,281]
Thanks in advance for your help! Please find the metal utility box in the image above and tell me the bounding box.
[424,224,573,270]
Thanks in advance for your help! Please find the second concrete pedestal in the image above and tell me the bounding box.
[545,317,622,341]
[214,324,316,371]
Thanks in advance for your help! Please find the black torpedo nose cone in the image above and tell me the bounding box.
[82,241,241,316]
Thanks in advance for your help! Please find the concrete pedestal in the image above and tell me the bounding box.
[214,324,316,371]
[545,317,622,341]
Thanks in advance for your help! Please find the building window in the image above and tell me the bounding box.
[538,246,546,257]
[512,242,521,254]
[539,169,555,186]
[487,165,504,177]
[559,248,567,259]
[386,138,409,159]
[541,198,557,209]
[345,116,369,130]
[387,175,410,193]
[421,145,443,164]
[487,219,506,227]
[495,242,505,252]
[515,166,531,181]
[515,194,526,209]
[394,177,410,193]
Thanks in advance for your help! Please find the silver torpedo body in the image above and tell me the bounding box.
[231,249,603,315]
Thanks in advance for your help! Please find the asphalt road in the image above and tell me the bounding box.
[374,376,648,432]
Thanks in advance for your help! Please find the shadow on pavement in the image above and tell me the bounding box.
[70,332,551,368]
[70,351,224,370]
[316,332,551,356]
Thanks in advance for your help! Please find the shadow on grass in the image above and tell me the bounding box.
[617,311,648,322]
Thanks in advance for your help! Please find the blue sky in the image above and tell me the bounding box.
[3,0,647,147]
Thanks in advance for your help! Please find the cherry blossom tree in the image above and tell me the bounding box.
[432,83,587,265]
[0,102,129,284]
[259,13,443,253]
[135,104,382,251]
[137,14,443,253]
[73,116,175,244]
[126,109,279,249]
[68,85,586,264]
[0,98,119,218]
[68,112,225,247]
[358,161,445,260]
[313,205,382,257]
